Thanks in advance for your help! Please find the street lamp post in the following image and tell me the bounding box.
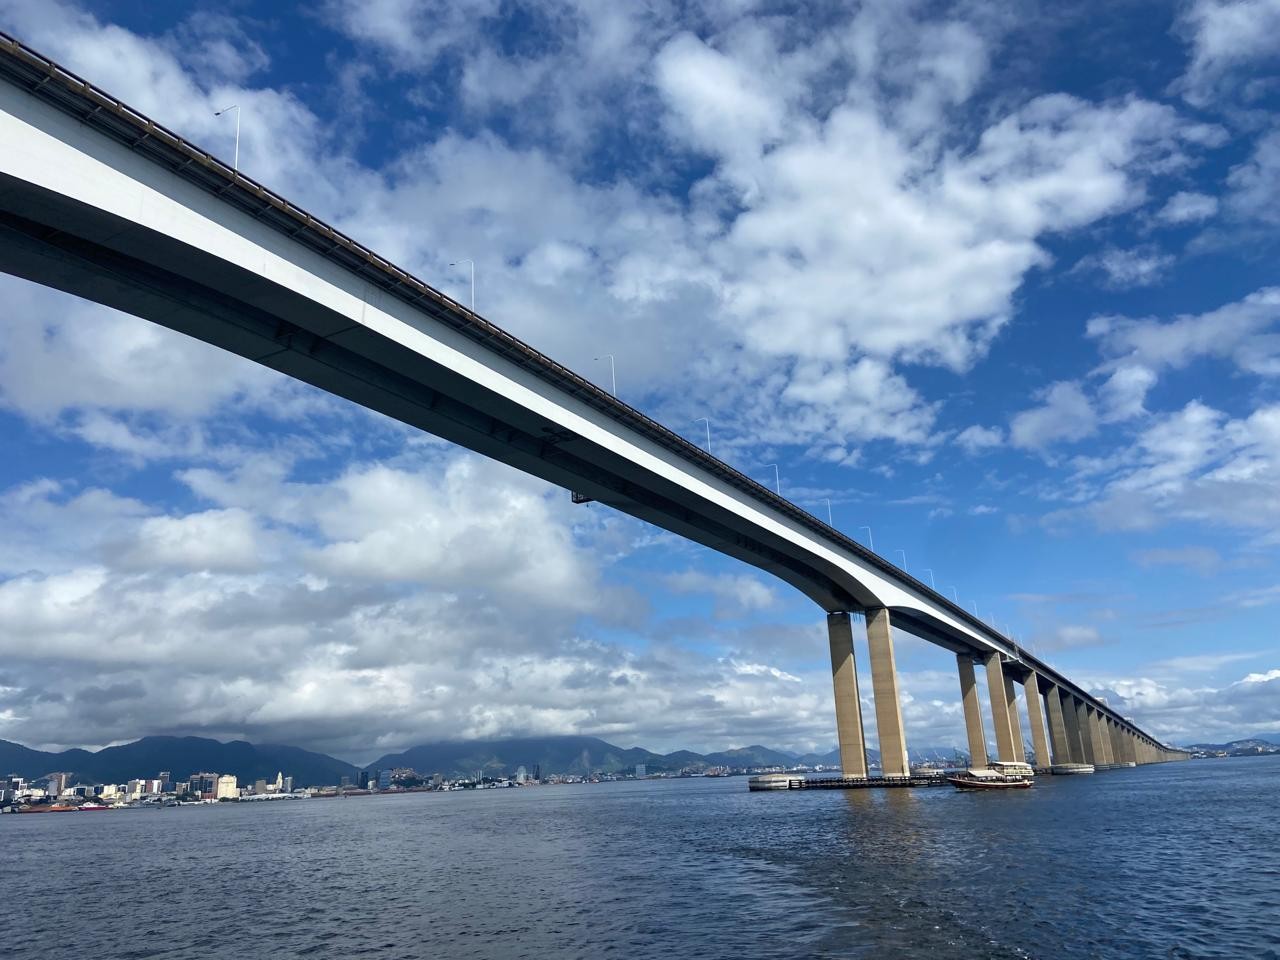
[694,417,711,455]
[895,549,907,570]
[763,463,780,495]
[823,498,833,526]
[949,586,959,603]
[214,104,241,171]
[594,354,616,396]
[922,568,936,589]
[449,259,475,310]
[859,526,875,552]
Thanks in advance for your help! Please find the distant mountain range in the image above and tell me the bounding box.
[1,734,971,787]
[1182,737,1280,752]
[0,736,359,787]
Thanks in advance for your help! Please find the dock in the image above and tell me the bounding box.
[749,773,953,791]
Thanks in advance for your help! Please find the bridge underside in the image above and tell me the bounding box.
[0,174,866,611]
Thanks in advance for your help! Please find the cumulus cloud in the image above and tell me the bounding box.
[1075,245,1175,289]
[1157,190,1219,223]
[1176,0,1280,106]
[1088,287,1280,384]
[1010,381,1098,450]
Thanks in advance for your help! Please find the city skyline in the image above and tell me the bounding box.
[2,0,1279,758]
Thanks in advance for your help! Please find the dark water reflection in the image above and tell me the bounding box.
[5,756,1278,958]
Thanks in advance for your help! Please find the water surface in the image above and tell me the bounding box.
[6,756,1278,958]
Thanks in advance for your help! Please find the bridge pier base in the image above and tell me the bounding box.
[827,613,868,778]
[865,608,910,777]
[1061,691,1087,764]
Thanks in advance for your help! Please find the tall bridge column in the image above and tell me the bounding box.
[1045,683,1071,764]
[1072,699,1096,765]
[1120,728,1137,764]
[865,608,910,777]
[1093,711,1113,766]
[984,655,1018,763]
[956,654,988,768]
[1022,671,1052,770]
[827,613,868,778]
[1106,719,1119,764]
[1002,674,1027,763]
[1059,691,1080,768]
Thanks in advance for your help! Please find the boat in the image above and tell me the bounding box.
[947,761,1034,790]
[77,803,111,811]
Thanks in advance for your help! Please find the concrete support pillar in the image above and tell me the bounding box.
[1002,675,1027,763]
[1107,719,1125,765]
[1122,730,1137,764]
[1074,698,1096,765]
[956,654,988,769]
[827,613,868,778]
[1045,683,1071,765]
[865,607,910,778]
[1060,691,1086,763]
[1095,712,1113,766]
[984,655,1018,763]
[1022,671,1052,770]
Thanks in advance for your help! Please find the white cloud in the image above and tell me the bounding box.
[1097,364,1158,422]
[662,570,778,618]
[1010,381,1098,450]
[1076,245,1175,289]
[1088,286,1280,380]
[1176,0,1280,106]
[1226,129,1280,225]
[1157,190,1219,223]
[955,424,1005,454]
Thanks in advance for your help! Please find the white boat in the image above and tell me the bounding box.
[947,761,1035,790]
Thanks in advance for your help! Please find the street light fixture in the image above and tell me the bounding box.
[922,568,936,589]
[823,498,833,526]
[594,354,616,396]
[949,586,959,603]
[214,104,240,171]
[449,258,475,310]
[694,417,711,455]
[895,549,907,569]
[859,526,875,551]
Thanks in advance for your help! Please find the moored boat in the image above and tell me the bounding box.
[947,761,1035,790]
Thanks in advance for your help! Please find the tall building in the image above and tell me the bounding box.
[283,776,293,793]
[357,771,369,789]
[47,772,69,795]
[635,763,647,779]
[377,769,391,789]
[190,772,220,799]
[215,775,238,800]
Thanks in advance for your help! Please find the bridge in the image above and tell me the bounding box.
[0,35,1188,774]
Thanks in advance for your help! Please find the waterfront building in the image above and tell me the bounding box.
[215,775,238,800]
[377,770,391,789]
[283,776,293,793]
[190,773,220,799]
[635,764,646,779]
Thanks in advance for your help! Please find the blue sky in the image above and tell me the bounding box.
[1,0,1279,761]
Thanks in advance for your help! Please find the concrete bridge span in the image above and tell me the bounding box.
[0,35,1188,773]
